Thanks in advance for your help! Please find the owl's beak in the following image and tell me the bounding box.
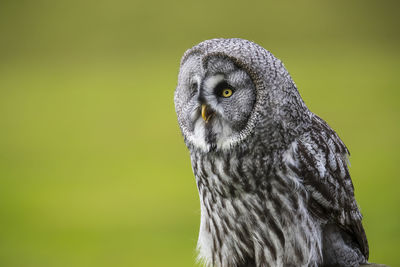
[201,104,214,123]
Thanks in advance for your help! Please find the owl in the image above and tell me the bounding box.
[174,38,369,267]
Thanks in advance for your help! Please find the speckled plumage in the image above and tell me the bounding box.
[174,38,368,267]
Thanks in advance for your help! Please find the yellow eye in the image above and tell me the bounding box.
[221,88,233,98]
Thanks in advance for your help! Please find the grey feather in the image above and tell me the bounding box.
[174,38,368,267]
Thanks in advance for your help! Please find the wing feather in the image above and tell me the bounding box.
[287,114,369,259]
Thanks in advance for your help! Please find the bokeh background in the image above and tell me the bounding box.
[0,0,398,266]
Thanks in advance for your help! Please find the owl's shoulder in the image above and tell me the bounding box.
[282,113,369,258]
[288,114,357,217]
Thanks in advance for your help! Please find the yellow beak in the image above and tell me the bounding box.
[201,104,214,123]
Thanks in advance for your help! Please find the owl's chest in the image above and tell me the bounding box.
[195,161,267,267]
[192,152,276,226]
[192,152,261,197]
[191,153,322,266]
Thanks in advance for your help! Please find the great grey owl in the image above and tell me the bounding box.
[174,38,368,267]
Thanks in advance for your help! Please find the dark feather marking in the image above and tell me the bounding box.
[267,216,285,248]
[210,216,222,264]
[263,234,277,261]
[289,193,299,211]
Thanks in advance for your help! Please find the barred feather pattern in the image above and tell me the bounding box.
[191,145,322,266]
[190,115,367,267]
[293,115,368,263]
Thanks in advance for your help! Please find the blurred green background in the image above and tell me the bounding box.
[0,0,398,266]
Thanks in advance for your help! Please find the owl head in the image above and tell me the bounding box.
[175,38,310,152]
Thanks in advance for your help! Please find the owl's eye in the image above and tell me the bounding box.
[215,81,234,98]
[221,89,233,98]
